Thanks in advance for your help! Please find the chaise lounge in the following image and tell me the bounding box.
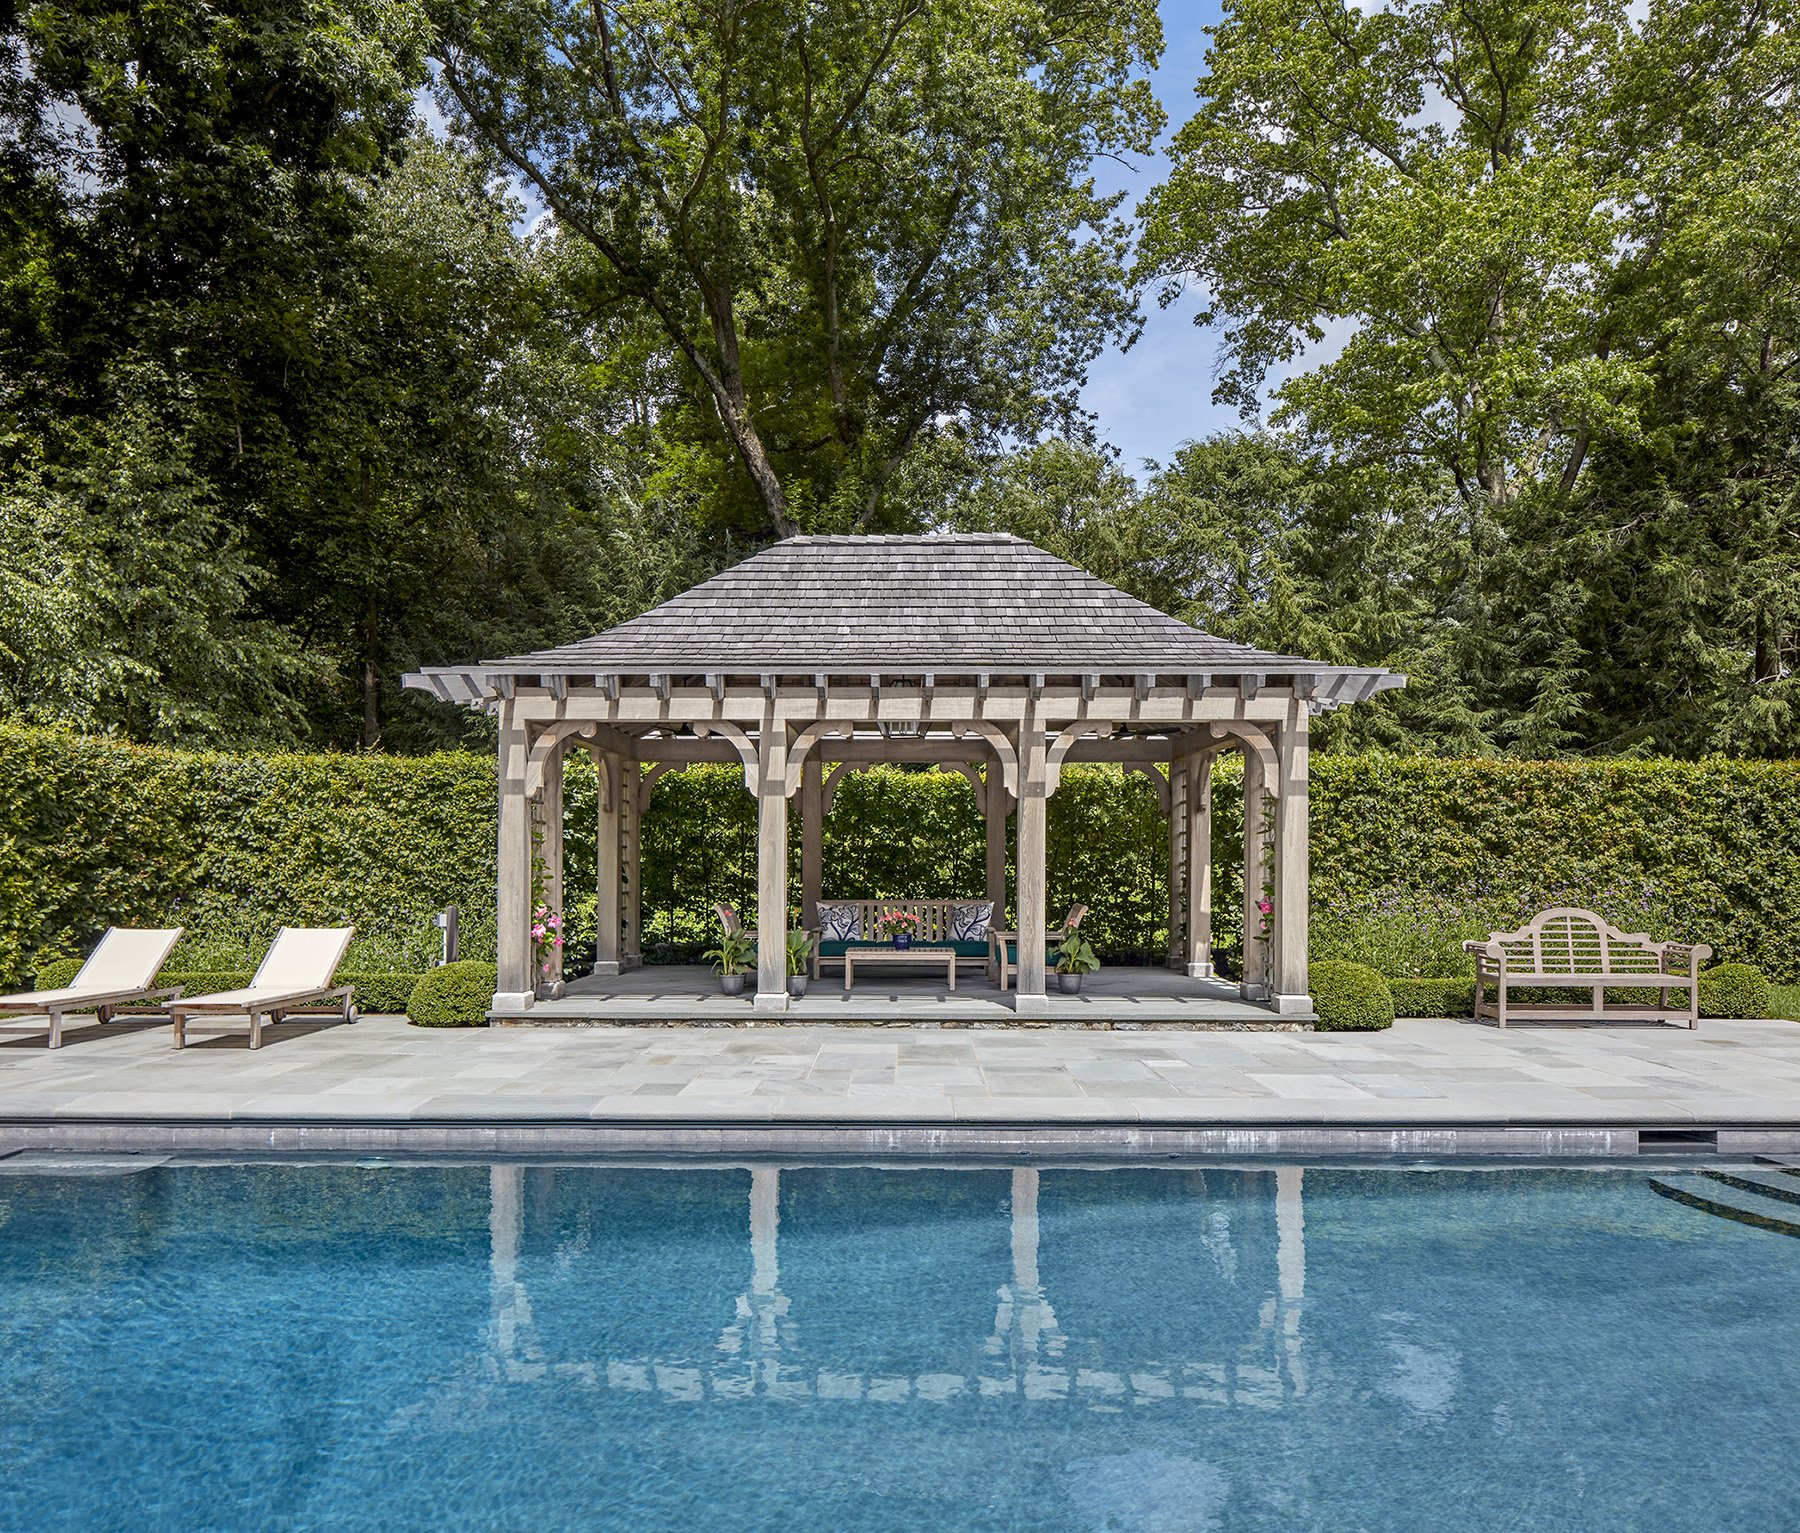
[0,927,185,1049]
[166,926,358,1049]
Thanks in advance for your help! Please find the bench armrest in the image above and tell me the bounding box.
[1659,942,1711,975]
[1463,939,1502,962]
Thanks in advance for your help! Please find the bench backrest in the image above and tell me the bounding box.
[1489,908,1663,975]
[815,899,988,944]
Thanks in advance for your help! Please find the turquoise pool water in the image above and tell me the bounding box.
[2,1158,1796,1531]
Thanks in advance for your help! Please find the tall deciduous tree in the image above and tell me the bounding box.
[433,0,1164,538]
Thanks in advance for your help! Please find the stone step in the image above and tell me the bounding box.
[1648,1173,1800,1239]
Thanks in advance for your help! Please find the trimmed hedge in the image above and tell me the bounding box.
[1389,977,1477,1018]
[1310,960,1395,1031]
[1699,963,1773,1020]
[5,725,1800,986]
[407,961,497,1027]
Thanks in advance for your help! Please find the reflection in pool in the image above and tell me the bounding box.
[1,1159,1796,1531]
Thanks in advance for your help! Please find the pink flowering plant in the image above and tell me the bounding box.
[532,902,564,982]
[879,909,922,934]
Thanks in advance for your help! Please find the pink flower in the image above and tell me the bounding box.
[1257,898,1274,915]
[531,923,547,940]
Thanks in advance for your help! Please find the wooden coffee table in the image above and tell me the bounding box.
[843,945,957,992]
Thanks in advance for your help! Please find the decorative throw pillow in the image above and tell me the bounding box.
[952,901,994,942]
[816,903,861,943]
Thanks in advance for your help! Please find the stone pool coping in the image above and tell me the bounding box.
[2,1013,1799,1156]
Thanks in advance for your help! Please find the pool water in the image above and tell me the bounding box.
[1,1158,1796,1532]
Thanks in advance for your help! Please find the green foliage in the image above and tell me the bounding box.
[1052,933,1100,976]
[1389,978,1477,1019]
[784,930,814,980]
[1309,960,1395,1032]
[33,957,83,991]
[703,929,756,979]
[436,0,1164,538]
[1698,964,1773,1021]
[340,972,423,1015]
[1770,986,1800,1023]
[405,961,496,1027]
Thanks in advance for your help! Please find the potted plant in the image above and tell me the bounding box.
[703,929,755,995]
[786,929,814,998]
[880,908,921,949]
[1051,933,1100,993]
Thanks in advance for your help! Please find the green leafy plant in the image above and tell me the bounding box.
[33,956,83,991]
[785,929,814,979]
[406,961,497,1028]
[1052,933,1099,975]
[1699,964,1772,1021]
[1388,977,1477,1018]
[703,928,755,977]
[1310,960,1395,1031]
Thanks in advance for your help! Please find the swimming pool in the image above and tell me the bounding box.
[2,1157,1795,1531]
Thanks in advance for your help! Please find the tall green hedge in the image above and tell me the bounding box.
[4,726,1798,984]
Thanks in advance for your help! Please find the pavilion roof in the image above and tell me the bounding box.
[470,534,1386,686]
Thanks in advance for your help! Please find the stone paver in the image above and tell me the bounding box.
[0,1013,1797,1125]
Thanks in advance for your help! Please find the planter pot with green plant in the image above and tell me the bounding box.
[1052,933,1100,993]
[786,929,814,998]
[703,929,755,996]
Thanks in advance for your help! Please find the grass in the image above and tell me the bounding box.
[1770,985,1800,1022]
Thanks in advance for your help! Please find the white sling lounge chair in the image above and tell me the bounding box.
[0,927,185,1049]
[166,926,357,1050]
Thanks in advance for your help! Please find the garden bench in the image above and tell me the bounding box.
[1463,907,1711,1028]
[809,899,996,981]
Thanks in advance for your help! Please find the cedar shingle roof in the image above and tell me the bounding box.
[487,534,1347,678]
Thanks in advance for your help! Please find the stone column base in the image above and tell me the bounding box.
[1271,991,1315,1016]
[492,991,535,1013]
[1186,962,1215,978]
[753,990,790,1015]
[1013,992,1050,1017]
[590,961,621,978]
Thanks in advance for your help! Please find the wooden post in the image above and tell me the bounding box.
[801,755,823,931]
[1167,758,1187,970]
[1240,743,1269,1001]
[754,726,791,1014]
[985,752,1009,918]
[621,762,642,969]
[1014,717,1049,1015]
[1186,753,1214,977]
[534,743,566,998]
[592,750,622,977]
[494,704,535,1012]
[1271,706,1312,1014]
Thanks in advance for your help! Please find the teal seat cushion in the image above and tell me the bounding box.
[818,939,850,957]
[951,940,990,960]
[819,939,988,960]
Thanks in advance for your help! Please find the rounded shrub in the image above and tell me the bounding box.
[1310,959,1395,1031]
[406,961,498,1028]
[1699,963,1772,1020]
[34,956,83,991]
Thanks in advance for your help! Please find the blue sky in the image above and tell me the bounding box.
[1082,1,1234,473]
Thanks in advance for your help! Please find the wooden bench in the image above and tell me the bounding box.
[809,899,995,981]
[1463,908,1712,1028]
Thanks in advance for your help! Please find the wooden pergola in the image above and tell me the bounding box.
[405,535,1402,1017]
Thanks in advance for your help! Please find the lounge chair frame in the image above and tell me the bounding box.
[0,928,185,1048]
[166,927,358,1050]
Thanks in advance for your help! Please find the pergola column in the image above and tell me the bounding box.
[494,703,535,1012]
[754,725,791,1014]
[620,762,642,969]
[984,752,1009,917]
[533,744,566,998]
[1240,743,1269,1001]
[1186,753,1215,977]
[592,750,622,977]
[1014,718,1050,1016]
[800,755,823,931]
[1166,758,1188,970]
[1270,707,1312,1014]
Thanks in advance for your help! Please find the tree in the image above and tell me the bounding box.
[1139,0,1800,756]
[433,0,1164,539]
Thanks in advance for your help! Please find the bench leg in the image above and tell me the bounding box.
[249,1011,263,1050]
[171,1012,186,1049]
[46,1008,63,1050]
[1496,983,1508,1029]
[948,958,956,992]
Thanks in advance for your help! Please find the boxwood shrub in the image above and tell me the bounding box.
[407,961,497,1027]
[1698,963,1772,1020]
[33,956,84,991]
[1311,960,1395,1031]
